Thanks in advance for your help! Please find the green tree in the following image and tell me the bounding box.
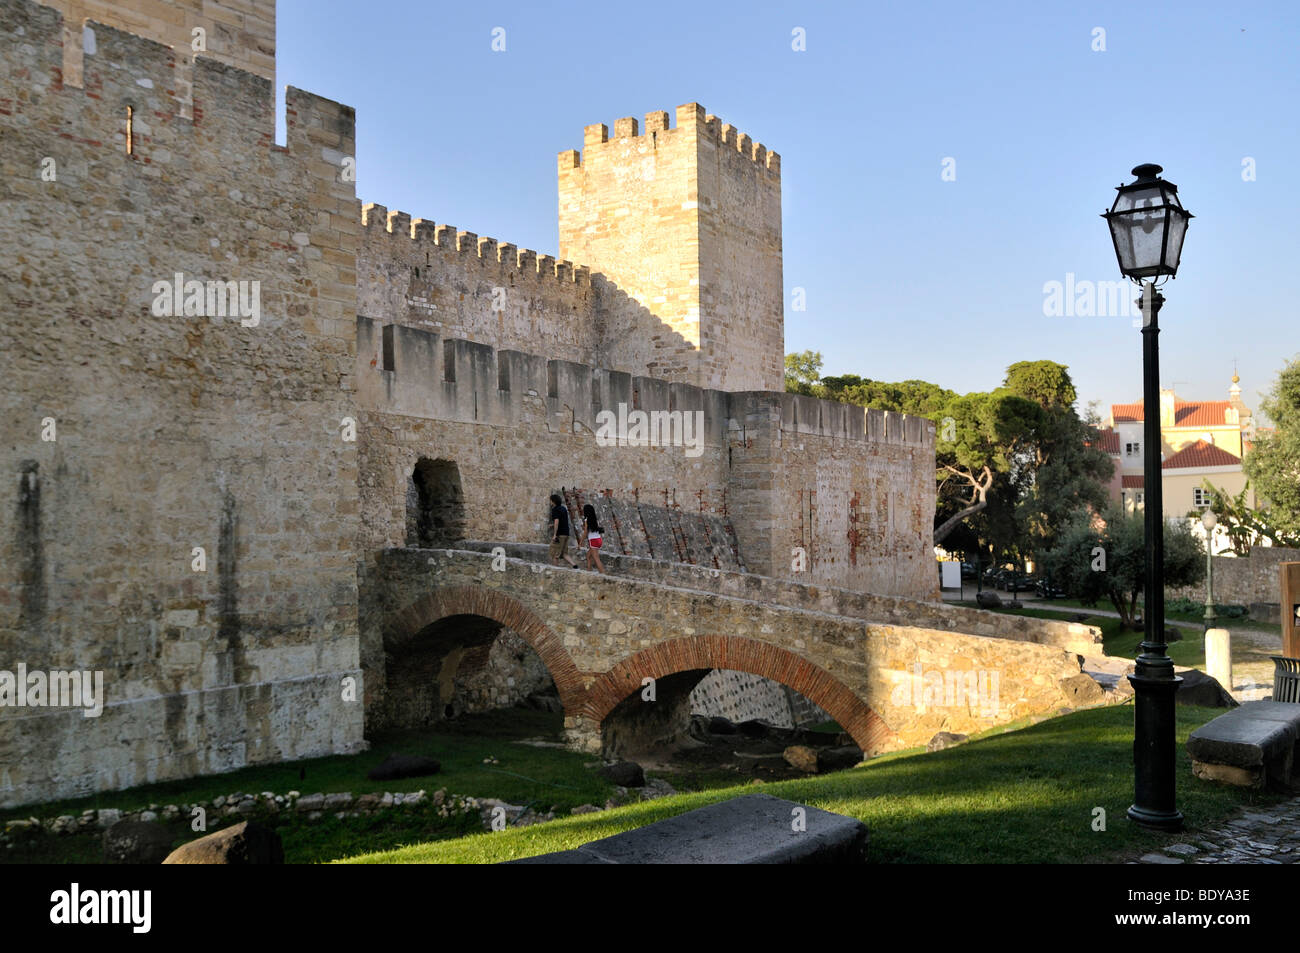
[1203,479,1300,554]
[1243,356,1300,539]
[1043,507,1204,630]
[932,388,1044,545]
[784,351,823,394]
[1004,362,1114,556]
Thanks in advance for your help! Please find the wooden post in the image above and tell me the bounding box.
[1283,563,1300,658]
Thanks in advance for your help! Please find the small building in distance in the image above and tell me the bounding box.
[1096,375,1256,518]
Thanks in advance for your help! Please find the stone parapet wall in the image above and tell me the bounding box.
[1168,548,1300,606]
[457,542,1101,656]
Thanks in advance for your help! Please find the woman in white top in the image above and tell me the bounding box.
[581,503,606,574]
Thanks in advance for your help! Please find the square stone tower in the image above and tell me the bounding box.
[558,103,784,393]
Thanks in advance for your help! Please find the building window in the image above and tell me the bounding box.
[1125,442,1141,457]
[1193,487,1212,507]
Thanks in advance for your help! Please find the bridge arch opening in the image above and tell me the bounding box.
[406,457,465,548]
[381,613,560,727]
[372,586,585,737]
[584,635,892,761]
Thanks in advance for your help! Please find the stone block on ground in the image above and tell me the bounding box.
[783,745,819,773]
[103,819,175,865]
[1177,670,1238,708]
[162,821,284,864]
[926,731,968,752]
[599,761,645,787]
[1060,673,1107,706]
[816,745,864,772]
[507,793,867,864]
[367,753,442,781]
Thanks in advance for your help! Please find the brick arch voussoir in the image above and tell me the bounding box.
[581,634,895,754]
[385,585,585,710]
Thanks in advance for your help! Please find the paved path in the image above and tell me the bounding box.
[1135,798,1300,864]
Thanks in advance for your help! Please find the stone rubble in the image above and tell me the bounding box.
[1,773,681,845]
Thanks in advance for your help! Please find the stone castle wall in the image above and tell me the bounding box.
[352,317,935,600]
[0,0,363,808]
[1,0,943,808]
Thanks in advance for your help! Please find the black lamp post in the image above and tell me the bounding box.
[1102,163,1193,832]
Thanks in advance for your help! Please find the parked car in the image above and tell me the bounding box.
[1005,571,1031,593]
[960,562,977,581]
[1035,577,1065,599]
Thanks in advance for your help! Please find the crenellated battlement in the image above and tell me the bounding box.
[1,0,351,168]
[355,316,933,452]
[361,202,591,287]
[560,102,780,176]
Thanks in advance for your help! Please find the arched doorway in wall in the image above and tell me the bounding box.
[405,458,465,547]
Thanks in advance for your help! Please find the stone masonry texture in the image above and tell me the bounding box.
[1,0,1078,810]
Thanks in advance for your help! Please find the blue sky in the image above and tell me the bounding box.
[279,0,1298,420]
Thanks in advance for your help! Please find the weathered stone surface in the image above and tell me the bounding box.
[783,745,820,774]
[1177,670,1238,708]
[926,731,968,752]
[162,822,284,865]
[367,754,441,781]
[376,550,1093,758]
[103,820,175,865]
[0,0,364,809]
[510,794,867,864]
[976,591,1002,609]
[1187,701,1300,791]
[599,761,645,788]
[816,745,864,772]
[1061,673,1108,706]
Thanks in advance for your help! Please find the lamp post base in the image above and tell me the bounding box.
[1127,804,1185,831]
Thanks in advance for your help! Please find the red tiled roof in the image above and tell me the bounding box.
[1112,402,1144,423]
[1111,399,1237,427]
[1175,401,1233,427]
[1093,428,1120,454]
[1162,439,1241,470]
[1121,475,1144,489]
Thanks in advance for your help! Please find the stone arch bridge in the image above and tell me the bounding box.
[360,548,1106,756]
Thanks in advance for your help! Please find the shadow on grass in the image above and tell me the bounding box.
[343,705,1284,865]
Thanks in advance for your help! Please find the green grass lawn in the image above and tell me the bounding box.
[1,709,633,863]
[0,709,615,828]
[342,705,1280,865]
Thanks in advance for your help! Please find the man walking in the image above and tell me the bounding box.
[548,493,579,568]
